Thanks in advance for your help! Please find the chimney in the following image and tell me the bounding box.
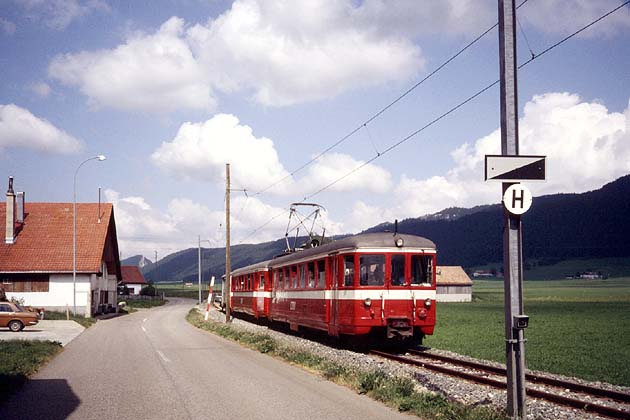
[16,191,25,224]
[5,176,16,244]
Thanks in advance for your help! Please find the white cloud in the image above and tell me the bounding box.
[151,113,290,191]
[187,0,424,106]
[151,113,393,196]
[353,0,496,39]
[106,189,300,256]
[0,103,84,154]
[386,93,630,221]
[298,153,392,196]
[0,18,17,35]
[47,0,426,111]
[18,0,110,30]
[29,82,52,97]
[520,0,630,37]
[49,17,214,113]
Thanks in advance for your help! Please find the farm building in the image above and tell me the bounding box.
[436,266,472,302]
[0,177,121,316]
[120,265,148,295]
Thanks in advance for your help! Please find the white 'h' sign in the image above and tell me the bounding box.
[503,184,532,215]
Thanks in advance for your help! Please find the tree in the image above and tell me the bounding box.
[140,284,157,297]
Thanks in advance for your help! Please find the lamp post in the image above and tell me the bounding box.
[73,155,106,316]
[198,236,211,305]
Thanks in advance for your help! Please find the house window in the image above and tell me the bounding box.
[0,274,49,292]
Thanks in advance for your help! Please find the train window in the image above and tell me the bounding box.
[291,266,298,288]
[391,254,405,286]
[343,256,355,287]
[307,262,315,288]
[278,269,284,290]
[260,273,265,289]
[360,255,385,286]
[299,265,306,289]
[411,255,432,286]
[317,260,326,289]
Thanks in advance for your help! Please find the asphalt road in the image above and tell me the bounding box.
[0,298,415,420]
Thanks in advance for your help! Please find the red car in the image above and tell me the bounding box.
[0,301,39,332]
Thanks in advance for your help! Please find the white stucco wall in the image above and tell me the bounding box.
[127,284,144,295]
[7,273,92,315]
[436,285,472,302]
[6,261,119,317]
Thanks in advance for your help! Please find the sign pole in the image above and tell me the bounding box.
[498,0,527,418]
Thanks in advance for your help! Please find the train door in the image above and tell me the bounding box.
[257,272,265,313]
[329,256,340,336]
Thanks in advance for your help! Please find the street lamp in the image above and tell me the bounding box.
[73,155,106,315]
[198,236,211,305]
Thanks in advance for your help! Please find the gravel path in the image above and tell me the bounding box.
[201,307,628,419]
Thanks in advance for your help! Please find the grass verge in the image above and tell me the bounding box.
[44,311,97,328]
[122,299,167,310]
[186,309,505,420]
[0,340,62,402]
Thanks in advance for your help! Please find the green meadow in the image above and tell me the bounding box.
[423,278,630,386]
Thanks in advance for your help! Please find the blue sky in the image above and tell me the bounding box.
[1,0,629,259]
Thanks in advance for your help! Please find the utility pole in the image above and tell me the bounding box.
[225,163,231,323]
[498,1,527,418]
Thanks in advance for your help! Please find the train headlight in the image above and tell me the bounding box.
[395,237,404,247]
[424,298,432,308]
[363,297,372,308]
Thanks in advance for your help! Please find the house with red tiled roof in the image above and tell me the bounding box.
[120,265,148,295]
[0,177,121,316]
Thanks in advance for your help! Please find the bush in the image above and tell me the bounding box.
[140,285,158,296]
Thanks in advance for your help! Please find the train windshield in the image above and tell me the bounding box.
[391,254,405,286]
[411,255,433,286]
[359,255,385,286]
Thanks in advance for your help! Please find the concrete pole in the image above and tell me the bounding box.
[498,1,527,418]
[225,163,232,323]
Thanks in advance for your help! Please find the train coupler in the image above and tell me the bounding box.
[386,319,413,339]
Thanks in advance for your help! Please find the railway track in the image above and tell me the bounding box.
[369,349,630,419]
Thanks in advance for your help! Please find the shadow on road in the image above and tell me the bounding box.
[0,378,80,420]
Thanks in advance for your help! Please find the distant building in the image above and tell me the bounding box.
[436,266,473,302]
[472,270,494,278]
[0,177,121,316]
[120,266,148,295]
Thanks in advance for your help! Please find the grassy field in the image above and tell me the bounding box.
[155,282,218,300]
[423,278,630,386]
[472,257,630,280]
[0,340,62,402]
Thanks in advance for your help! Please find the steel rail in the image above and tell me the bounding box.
[405,348,630,404]
[370,350,630,419]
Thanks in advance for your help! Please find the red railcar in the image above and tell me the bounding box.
[231,260,272,319]
[229,232,436,342]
